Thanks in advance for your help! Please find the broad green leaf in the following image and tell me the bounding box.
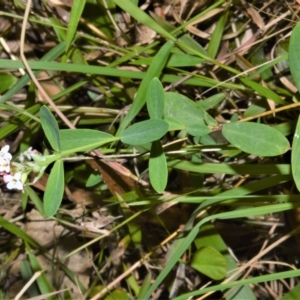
[86,173,101,187]
[292,115,300,191]
[197,93,226,111]
[120,119,169,146]
[149,141,168,193]
[164,117,185,131]
[289,22,300,92]
[146,78,164,119]
[191,246,226,280]
[66,0,86,52]
[59,129,117,155]
[0,73,18,93]
[243,104,266,118]
[222,122,290,156]
[44,160,64,217]
[194,224,256,299]
[40,106,61,152]
[186,124,211,137]
[164,92,212,136]
[117,40,173,135]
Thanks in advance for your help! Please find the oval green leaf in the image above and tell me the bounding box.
[146,77,164,119]
[149,140,168,193]
[120,119,168,146]
[222,122,290,156]
[59,129,117,155]
[164,92,212,136]
[40,106,61,152]
[44,160,64,217]
[292,115,300,191]
[190,246,226,280]
[289,22,300,92]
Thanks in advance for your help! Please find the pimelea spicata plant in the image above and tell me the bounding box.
[4,1,300,298]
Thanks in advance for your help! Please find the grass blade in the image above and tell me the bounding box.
[66,0,86,52]
[116,40,173,134]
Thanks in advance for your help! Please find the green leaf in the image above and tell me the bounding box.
[146,78,164,119]
[86,173,101,187]
[197,93,226,111]
[281,283,300,300]
[132,53,204,67]
[149,140,168,193]
[164,92,212,136]
[105,288,130,300]
[240,78,286,105]
[112,0,175,41]
[66,0,86,52]
[191,246,226,280]
[49,16,66,42]
[292,115,300,191]
[0,215,43,250]
[0,58,242,90]
[20,260,39,298]
[207,9,228,59]
[27,250,54,298]
[289,22,300,92]
[137,274,152,300]
[164,117,185,131]
[222,122,290,156]
[145,202,296,299]
[116,40,173,135]
[25,186,46,218]
[0,73,18,94]
[59,129,117,155]
[120,119,169,146]
[195,224,256,299]
[40,106,61,152]
[44,160,64,217]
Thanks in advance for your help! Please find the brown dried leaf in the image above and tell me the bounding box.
[247,6,265,29]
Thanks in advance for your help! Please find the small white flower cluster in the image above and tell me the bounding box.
[0,145,35,191]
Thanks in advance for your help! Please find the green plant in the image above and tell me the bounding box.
[2,1,300,299]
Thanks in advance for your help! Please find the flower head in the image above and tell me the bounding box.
[19,147,36,162]
[0,158,10,173]
[3,172,24,191]
[0,145,12,161]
